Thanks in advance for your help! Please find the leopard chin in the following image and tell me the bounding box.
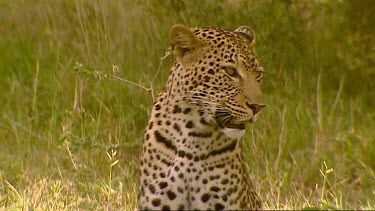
[221,127,246,139]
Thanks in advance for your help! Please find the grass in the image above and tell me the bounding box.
[0,0,374,210]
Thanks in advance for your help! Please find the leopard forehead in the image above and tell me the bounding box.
[194,27,250,45]
[193,27,257,63]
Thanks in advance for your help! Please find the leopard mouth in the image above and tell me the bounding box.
[224,122,246,130]
[215,110,246,130]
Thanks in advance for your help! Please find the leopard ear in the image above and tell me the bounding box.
[234,26,256,47]
[169,24,201,59]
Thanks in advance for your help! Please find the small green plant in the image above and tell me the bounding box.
[73,47,171,101]
[318,161,341,210]
[106,149,119,188]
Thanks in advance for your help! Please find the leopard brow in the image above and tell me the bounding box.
[221,54,239,69]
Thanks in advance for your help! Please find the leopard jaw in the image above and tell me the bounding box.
[221,127,246,139]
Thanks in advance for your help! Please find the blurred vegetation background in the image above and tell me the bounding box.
[0,0,374,210]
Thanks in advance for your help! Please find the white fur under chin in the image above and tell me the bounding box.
[221,128,246,139]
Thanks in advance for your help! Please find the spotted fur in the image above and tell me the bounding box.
[138,25,265,210]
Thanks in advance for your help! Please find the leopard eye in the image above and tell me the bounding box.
[224,67,238,77]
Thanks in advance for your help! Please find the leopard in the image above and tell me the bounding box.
[138,24,265,210]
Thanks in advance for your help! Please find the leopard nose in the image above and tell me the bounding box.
[246,102,266,115]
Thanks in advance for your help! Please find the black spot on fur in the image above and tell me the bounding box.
[215,203,225,210]
[162,205,170,211]
[154,131,177,152]
[214,163,225,168]
[177,186,184,193]
[148,121,153,129]
[151,198,161,206]
[210,186,221,192]
[178,150,185,158]
[178,204,185,211]
[201,193,211,202]
[221,178,229,185]
[185,121,194,128]
[148,184,156,194]
[200,154,206,160]
[166,190,176,200]
[188,131,212,138]
[207,140,237,158]
[143,169,149,176]
[159,181,168,189]
[186,152,193,160]
[173,123,181,132]
[161,158,172,166]
[172,105,182,113]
